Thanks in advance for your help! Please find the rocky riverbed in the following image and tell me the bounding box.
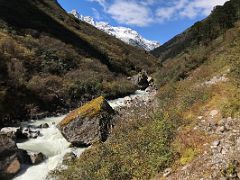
[0,84,156,180]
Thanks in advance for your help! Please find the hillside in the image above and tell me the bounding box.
[55,0,240,179]
[0,0,157,127]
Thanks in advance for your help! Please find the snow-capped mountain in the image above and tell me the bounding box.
[70,10,160,51]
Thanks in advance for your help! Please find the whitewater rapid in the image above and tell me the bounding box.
[14,90,151,180]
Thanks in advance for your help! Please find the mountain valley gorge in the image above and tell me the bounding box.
[0,0,240,179]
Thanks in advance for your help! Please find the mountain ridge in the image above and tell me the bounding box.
[70,10,160,51]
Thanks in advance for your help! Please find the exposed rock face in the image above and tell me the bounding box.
[132,71,150,90]
[58,96,115,147]
[0,133,21,179]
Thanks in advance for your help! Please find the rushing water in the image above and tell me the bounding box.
[14,90,151,180]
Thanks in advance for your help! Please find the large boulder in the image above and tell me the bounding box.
[132,71,149,90]
[58,96,115,147]
[0,133,21,179]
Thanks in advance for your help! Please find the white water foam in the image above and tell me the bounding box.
[15,116,85,180]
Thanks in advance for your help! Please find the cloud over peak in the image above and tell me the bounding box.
[88,0,229,26]
[107,1,153,26]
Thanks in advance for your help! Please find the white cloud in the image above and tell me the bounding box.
[88,0,229,26]
[156,0,229,21]
[92,8,101,20]
[88,0,107,10]
[107,1,153,26]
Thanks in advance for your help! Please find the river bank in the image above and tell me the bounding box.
[10,88,156,180]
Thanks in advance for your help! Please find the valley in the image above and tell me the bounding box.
[0,0,239,180]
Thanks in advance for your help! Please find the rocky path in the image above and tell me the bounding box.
[160,109,240,180]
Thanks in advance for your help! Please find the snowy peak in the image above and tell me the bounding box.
[71,10,95,25]
[70,10,160,51]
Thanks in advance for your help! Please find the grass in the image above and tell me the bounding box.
[54,17,240,179]
[179,148,198,165]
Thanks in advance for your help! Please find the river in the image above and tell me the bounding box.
[14,90,152,180]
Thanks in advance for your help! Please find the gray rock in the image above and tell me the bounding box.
[217,126,226,133]
[22,128,40,139]
[147,76,154,84]
[27,152,46,165]
[38,123,49,129]
[0,133,21,179]
[163,168,172,177]
[212,140,221,147]
[1,127,28,140]
[63,152,76,163]
[210,110,219,117]
[132,71,149,90]
[58,96,115,147]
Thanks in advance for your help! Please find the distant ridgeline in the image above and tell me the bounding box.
[0,0,158,127]
[151,0,240,62]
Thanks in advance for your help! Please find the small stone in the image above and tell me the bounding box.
[217,126,225,133]
[227,117,232,121]
[221,148,227,155]
[163,168,172,177]
[210,110,218,117]
[28,152,46,165]
[198,116,204,120]
[38,123,49,129]
[201,119,206,124]
[212,140,220,147]
[63,152,76,163]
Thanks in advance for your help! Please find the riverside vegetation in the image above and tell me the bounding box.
[0,0,240,179]
[54,0,240,179]
[0,0,157,128]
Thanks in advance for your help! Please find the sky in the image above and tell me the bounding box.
[58,0,229,44]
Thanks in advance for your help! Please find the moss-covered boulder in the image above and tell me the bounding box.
[58,96,115,147]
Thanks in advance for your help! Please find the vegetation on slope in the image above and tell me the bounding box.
[54,0,240,179]
[0,0,158,127]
